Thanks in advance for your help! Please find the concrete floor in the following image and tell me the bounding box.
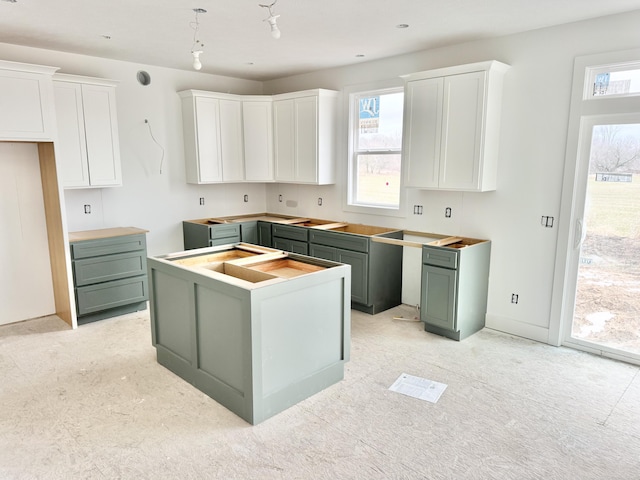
[1,304,639,479]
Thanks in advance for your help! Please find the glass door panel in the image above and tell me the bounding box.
[571,123,640,356]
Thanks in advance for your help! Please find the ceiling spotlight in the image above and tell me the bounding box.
[1,0,18,3]
[259,1,281,39]
[190,8,207,70]
[396,24,409,29]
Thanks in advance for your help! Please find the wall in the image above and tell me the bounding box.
[262,10,640,343]
[0,9,638,341]
[0,43,269,256]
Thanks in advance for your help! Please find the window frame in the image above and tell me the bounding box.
[342,79,407,218]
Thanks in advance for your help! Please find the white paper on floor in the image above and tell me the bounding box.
[389,373,447,403]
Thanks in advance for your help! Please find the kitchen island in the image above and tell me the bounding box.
[147,243,351,424]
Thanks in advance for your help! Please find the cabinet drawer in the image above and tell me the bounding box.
[422,246,459,269]
[272,224,308,242]
[71,234,146,259]
[76,275,148,316]
[73,251,147,286]
[209,224,240,240]
[309,230,369,253]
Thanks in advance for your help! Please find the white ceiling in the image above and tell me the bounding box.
[1,0,639,81]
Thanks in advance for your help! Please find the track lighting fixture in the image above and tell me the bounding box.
[259,1,281,39]
[190,8,207,70]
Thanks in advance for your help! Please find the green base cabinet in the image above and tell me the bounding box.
[148,244,351,425]
[420,240,490,340]
[70,230,148,325]
[309,228,403,314]
[183,219,241,249]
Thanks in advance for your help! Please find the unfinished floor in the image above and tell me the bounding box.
[1,304,639,479]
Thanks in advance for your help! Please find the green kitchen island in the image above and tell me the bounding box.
[147,243,351,424]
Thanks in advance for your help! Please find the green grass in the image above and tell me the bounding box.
[585,174,640,238]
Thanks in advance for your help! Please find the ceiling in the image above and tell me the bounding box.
[1,0,639,81]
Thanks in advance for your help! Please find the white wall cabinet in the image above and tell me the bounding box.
[242,98,274,182]
[402,61,510,192]
[180,90,273,184]
[53,74,122,188]
[273,89,338,185]
[0,60,59,141]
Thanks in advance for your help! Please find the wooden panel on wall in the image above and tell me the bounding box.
[38,142,75,327]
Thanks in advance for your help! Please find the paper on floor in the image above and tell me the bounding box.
[389,373,447,403]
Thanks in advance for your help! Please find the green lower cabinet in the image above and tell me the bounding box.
[420,241,491,341]
[274,237,308,255]
[310,244,368,305]
[309,229,402,314]
[239,221,258,244]
[420,265,457,331]
[257,221,272,247]
[71,232,148,324]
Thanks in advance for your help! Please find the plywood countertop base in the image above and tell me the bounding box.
[68,227,149,243]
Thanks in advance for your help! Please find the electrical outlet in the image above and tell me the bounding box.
[318,197,323,206]
[511,293,519,304]
[243,194,249,202]
[84,204,91,214]
[199,197,205,205]
[445,207,452,218]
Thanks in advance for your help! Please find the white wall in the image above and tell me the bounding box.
[0,9,638,341]
[261,10,640,342]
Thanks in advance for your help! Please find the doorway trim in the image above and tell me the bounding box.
[550,48,640,364]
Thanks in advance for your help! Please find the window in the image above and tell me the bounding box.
[586,62,640,99]
[347,86,404,212]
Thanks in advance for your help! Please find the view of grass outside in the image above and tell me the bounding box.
[355,154,401,207]
[574,174,640,355]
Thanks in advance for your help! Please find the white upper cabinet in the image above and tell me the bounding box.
[180,90,273,184]
[0,60,59,141]
[273,89,338,185]
[243,98,274,182]
[53,74,122,188]
[402,61,510,192]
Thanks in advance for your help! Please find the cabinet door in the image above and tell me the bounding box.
[439,71,485,190]
[240,221,258,244]
[420,265,457,331]
[194,96,223,182]
[81,84,122,186]
[258,221,272,247]
[243,100,274,181]
[403,77,443,188]
[309,244,337,261]
[219,99,244,182]
[294,96,319,183]
[337,249,368,305]
[0,69,56,141]
[274,99,296,181]
[290,240,308,255]
[53,81,90,187]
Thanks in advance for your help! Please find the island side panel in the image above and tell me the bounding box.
[192,281,254,423]
[148,263,196,383]
[250,263,351,424]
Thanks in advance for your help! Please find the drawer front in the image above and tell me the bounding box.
[272,224,308,242]
[71,234,146,259]
[309,230,369,253]
[422,246,459,269]
[76,276,148,316]
[209,224,240,240]
[73,251,147,286]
